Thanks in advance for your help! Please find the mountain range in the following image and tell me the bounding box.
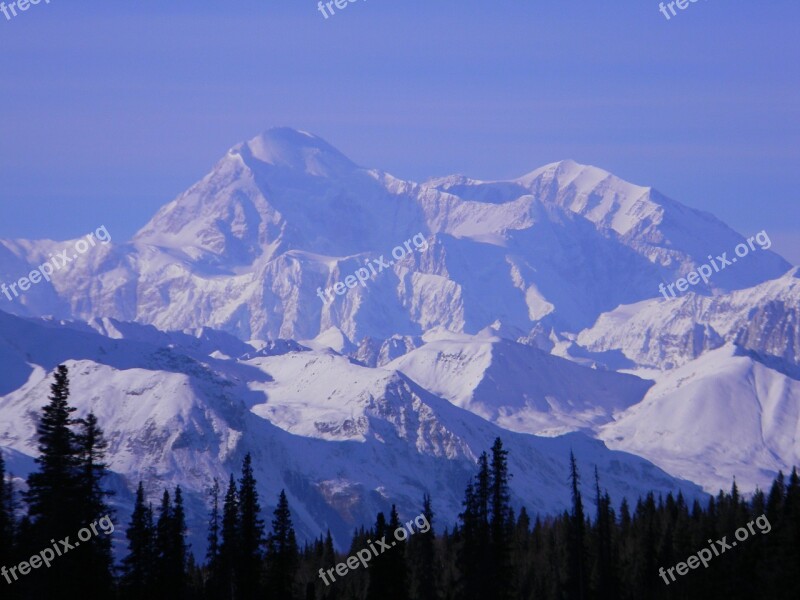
[1,127,797,552]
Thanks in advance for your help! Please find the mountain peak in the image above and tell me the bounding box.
[231,127,358,177]
[517,159,620,190]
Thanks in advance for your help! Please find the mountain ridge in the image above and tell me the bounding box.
[1,127,791,341]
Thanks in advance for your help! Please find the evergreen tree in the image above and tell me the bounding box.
[385,505,408,600]
[237,453,264,600]
[458,453,492,600]
[512,506,534,599]
[366,511,391,600]
[23,365,82,596]
[266,489,299,599]
[74,412,115,596]
[457,482,479,599]
[322,528,337,587]
[25,365,79,531]
[632,493,659,599]
[566,451,588,600]
[155,489,173,597]
[410,494,438,600]
[205,478,222,598]
[153,488,186,599]
[122,482,156,599]
[74,413,113,520]
[0,451,16,595]
[219,474,239,599]
[591,468,617,600]
[171,485,188,597]
[186,553,205,599]
[475,452,491,529]
[771,467,800,598]
[489,437,513,600]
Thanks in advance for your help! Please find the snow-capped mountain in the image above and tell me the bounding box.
[0,128,791,341]
[0,311,702,552]
[572,270,800,493]
[0,127,797,549]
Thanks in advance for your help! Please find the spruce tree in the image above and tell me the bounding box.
[513,506,533,599]
[148,486,187,599]
[778,467,800,598]
[25,365,79,532]
[23,364,82,596]
[75,413,112,519]
[322,529,337,578]
[489,437,513,600]
[490,439,511,528]
[386,505,408,600]
[155,489,176,599]
[411,494,438,600]
[475,452,490,530]
[366,511,390,600]
[458,481,479,599]
[459,454,492,600]
[122,482,156,599]
[591,468,617,600]
[266,489,299,599]
[74,412,115,596]
[219,474,239,599]
[566,451,588,600]
[766,471,786,522]
[171,485,188,598]
[237,453,265,600]
[205,478,222,598]
[0,451,16,591]
[319,529,339,600]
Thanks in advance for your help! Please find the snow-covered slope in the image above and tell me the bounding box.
[386,333,652,436]
[599,344,800,493]
[577,268,800,370]
[0,310,703,551]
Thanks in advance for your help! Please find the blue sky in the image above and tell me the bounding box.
[1,0,798,262]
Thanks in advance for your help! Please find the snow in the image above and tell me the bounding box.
[0,127,797,553]
[387,336,652,435]
[0,310,703,553]
[599,344,800,493]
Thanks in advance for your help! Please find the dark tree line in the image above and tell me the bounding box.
[301,443,800,600]
[0,364,115,599]
[2,365,799,599]
[119,481,189,599]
